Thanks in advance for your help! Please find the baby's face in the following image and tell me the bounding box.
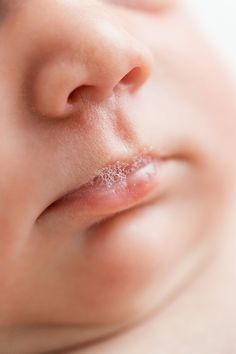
[0,0,235,352]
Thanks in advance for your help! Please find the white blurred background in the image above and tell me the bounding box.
[183,0,236,76]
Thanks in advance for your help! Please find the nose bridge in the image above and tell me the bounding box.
[20,0,153,119]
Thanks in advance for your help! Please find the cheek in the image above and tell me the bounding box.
[132,10,236,165]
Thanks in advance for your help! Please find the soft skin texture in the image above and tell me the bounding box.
[0,0,236,353]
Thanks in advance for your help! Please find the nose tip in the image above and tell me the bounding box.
[32,8,153,119]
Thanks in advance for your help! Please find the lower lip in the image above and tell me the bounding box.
[51,154,165,217]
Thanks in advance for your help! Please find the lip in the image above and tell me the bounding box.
[42,152,169,228]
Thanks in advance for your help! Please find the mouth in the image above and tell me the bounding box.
[40,152,170,229]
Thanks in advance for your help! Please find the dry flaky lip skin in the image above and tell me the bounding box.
[58,152,163,200]
[45,152,166,225]
[40,151,170,233]
[91,154,159,188]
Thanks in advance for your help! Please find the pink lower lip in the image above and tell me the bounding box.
[51,154,164,216]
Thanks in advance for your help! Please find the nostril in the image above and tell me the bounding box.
[68,85,85,104]
[120,67,146,91]
[121,67,141,84]
[67,67,147,103]
[68,85,94,105]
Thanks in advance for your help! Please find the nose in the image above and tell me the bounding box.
[23,0,154,119]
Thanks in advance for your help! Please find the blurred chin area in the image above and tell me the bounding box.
[183,0,236,77]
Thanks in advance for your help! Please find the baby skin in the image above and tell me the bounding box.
[0,0,236,353]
